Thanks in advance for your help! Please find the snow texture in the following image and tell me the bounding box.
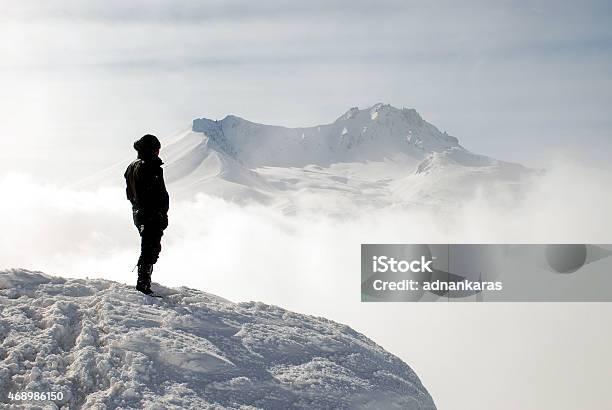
[0,269,436,409]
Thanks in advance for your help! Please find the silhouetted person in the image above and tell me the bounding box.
[124,134,169,295]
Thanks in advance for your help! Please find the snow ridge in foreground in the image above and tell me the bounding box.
[0,270,436,409]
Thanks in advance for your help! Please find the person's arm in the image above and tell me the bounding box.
[124,163,136,203]
[157,168,169,229]
[158,168,169,215]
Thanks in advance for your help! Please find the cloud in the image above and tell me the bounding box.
[0,0,409,23]
[3,1,612,70]
[1,159,610,299]
[1,159,611,410]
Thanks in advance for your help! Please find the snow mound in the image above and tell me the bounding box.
[0,269,436,409]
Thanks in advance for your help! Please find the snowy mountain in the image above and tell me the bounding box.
[0,269,436,409]
[159,103,533,210]
[185,104,459,169]
[82,103,534,212]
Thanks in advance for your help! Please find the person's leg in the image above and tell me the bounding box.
[138,225,163,265]
[136,224,164,293]
[136,264,153,294]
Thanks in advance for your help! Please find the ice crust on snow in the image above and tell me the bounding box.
[0,269,436,409]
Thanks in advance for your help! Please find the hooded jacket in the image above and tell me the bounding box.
[124,155,169,226]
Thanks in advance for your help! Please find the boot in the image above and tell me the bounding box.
[136,264,154,295]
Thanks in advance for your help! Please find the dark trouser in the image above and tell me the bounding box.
[137,223,164,265]
[133,211,167,293]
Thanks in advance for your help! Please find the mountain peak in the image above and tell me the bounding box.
[336,103,423,124]
[187,104,459,168]
[369,102,393,118]
[221,114,246,123]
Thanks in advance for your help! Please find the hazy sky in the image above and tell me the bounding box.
[1,0,611,181]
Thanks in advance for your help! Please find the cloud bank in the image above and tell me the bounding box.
[1,159,611,410]
[1,159,610,300]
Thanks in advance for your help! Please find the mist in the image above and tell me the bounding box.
[1,158,611,410]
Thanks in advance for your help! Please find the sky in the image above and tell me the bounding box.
[1,1,612,410]
[1,0,611,181]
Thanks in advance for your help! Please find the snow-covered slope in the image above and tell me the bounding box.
[0,269,436,409]
[187,103,459,168]
[81,103,534,211]
[159,103,534,209]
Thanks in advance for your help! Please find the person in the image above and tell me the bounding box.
[124,134,169,295]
